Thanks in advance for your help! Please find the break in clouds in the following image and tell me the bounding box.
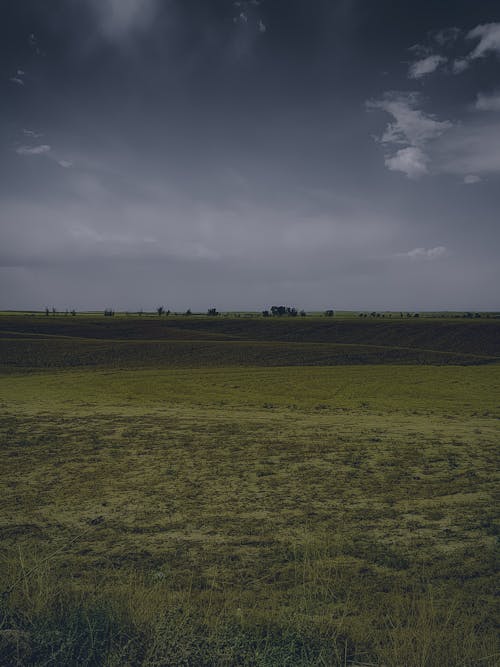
[0,1,499,311]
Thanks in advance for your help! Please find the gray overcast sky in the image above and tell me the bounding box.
[1,0,499,311]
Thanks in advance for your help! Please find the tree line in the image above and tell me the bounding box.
[41,307,493,319]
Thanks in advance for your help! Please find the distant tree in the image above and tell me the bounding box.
[52,307,56,316]
[104,309,115,317]
[45,307,50,316]
[324,310,335,317]
[138,309,143,316]
[269,305,298,317]
[207,307,219,316]
[414,313,420,318]
[157,306,164,317]
[299,310,307,317]
[262,310,270,317]
[185,308,192,316]
[71,309,76,316]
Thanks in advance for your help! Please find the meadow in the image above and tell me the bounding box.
[0,314,499,665]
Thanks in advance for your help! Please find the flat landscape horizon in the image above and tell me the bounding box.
[2,1,500,664]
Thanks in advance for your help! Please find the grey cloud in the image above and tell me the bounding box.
[16,144,51,155]
[9,68,25,85]
[385,147,429,179]
[368,92,452,178]
[368,93,452,147]
[432,120,500,176]
[399,246,449,260]
[468,22,500,59]
[453,22,500,72]
[475,91,500,111]
[452,58,469,74]
[23,129,43,138]
[464,174,481,184]
[15,143,72,169]
[233,12,248,25]
[408,54,446,79]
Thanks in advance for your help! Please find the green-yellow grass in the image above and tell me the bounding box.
[1,362,499,665]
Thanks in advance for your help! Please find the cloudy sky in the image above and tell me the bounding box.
[1,0,499,311]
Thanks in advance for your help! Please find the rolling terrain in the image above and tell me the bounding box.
[0,315,498,666]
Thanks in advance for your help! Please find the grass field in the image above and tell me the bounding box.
[0,315,499,665]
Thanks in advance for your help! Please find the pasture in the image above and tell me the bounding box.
[0,315,499,665]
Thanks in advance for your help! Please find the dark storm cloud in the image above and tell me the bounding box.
[1,1,499,310]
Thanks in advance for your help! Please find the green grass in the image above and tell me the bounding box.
[0,316,499,665]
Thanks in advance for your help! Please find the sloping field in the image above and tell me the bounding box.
[1,314,500,354]
[0,315,499,371]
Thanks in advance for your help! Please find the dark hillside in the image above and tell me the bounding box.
[0,315,498,371]
[0,315,499,355]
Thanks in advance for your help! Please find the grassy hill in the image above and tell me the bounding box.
[1,315,499,371]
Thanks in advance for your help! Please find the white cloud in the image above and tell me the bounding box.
[368,92,452,147]
[408,54,446,79]
[468,22,500,59]
[464,174,481,184]
[401,246,449,260]
[385,147,429,179]
[368,92,452,179]
[16,144,51,155]
[453,22,500,73]
[475,91,500,111]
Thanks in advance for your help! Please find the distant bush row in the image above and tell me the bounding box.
[41,307,496,319]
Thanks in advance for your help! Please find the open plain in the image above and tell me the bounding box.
[0,314,499,666]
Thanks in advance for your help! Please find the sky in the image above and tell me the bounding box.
[1,0,499,311]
